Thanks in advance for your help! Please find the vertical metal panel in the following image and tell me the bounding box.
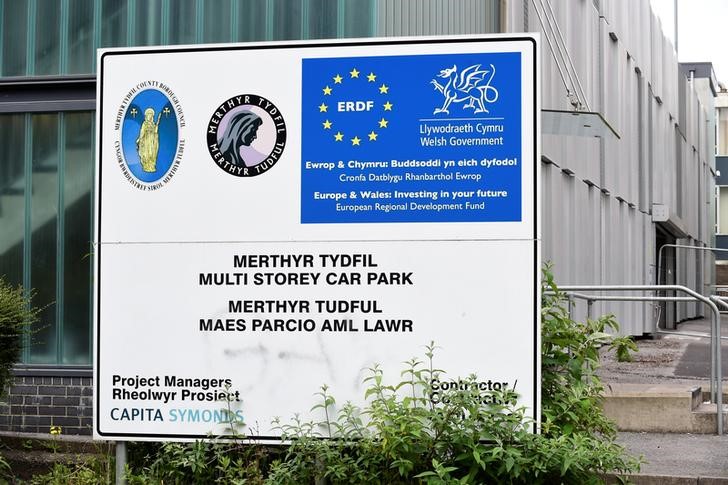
[638,0,652,82]
[375,0,499,36]
[643,212,656,331]
[541,162,558,273]
[678,67,688,133]
[626,56,640,204]
[561,171,577,282]
[664,38,678,118]
[649,11,662,101]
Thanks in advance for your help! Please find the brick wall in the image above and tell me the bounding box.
[0,375,93,435]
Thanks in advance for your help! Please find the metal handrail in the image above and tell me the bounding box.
[554,291,719,394]
[566,293,728,339]
[546,284,723,435]
[657,244,728,295]
[561,291,720,397]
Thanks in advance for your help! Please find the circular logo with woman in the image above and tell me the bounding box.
[207,94,287,177]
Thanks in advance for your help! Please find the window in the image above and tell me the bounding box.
[0,0,378,367]
[0,108,94,365]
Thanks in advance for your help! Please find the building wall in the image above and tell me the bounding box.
[715,103,728,281]
[500,0,715,333]
[717,92,728,155]
[374,0,499,36]
[0,375,92,435]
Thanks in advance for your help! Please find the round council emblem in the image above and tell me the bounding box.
[117,84,185,190]
[207,94,287,177]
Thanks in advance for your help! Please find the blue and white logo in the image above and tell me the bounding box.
[301,52,522,224]
[116,83,185,190]
[431,64,499,115]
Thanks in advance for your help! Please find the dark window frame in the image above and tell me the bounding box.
[0,75,96,371]
[0,75,95,113]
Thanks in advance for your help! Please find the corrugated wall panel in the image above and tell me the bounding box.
[651,100,665,204]
[539,162,659,334]
[376,0,499,37]
[601,194,623,324]
[663,38,678,119]
[539,1,570,112]
[676,237,689,320]
[627,58,640,204]
[574,0,601,113]
[635,208,651,334]
[543,134,600,184]
[688,143,699,235]
[541,162,558,271]
[575,181,602,289]
[563,171,578,283]
[620,0,634,55]
[600,19,619,196]
[649,11,663,102]
[638,0,652,83]
[600,19,621,134]
[621,203,635,329]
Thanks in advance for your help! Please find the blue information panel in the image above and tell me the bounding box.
[301,52,522,224]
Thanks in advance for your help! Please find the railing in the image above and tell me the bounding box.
[546,285,724,435]
[657,244,728,299]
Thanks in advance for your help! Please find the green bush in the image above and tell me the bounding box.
[0,278,38,397]
[264,343,638,484]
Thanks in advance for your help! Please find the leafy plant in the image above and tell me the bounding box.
[265,335,639,484]
[0,277,39,397]
[540,266,621,438]
[125,438,274,484]
[26,449,114,485]
[611,336,638,363]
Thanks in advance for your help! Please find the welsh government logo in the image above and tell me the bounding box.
[115,82,185,190]
[206,94,287,177]
[431,64,498,115]
[313,67,394,147]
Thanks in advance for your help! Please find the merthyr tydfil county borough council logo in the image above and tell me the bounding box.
[115,82,186,190]
[207,94,287,177]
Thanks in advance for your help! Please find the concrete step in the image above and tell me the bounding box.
[690,403,728,434]
[605,473,728,484]
[603,383,728,434]
[602,383,704,433]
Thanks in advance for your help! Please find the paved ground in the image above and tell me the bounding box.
[617,431,728,479]
[598,316,728,386]
[599,316,728,480]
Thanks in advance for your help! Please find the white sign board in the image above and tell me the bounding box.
[94,35,540,441]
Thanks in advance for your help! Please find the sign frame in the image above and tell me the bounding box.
[94,34,540,441]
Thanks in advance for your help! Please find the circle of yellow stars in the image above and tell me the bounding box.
[317,67,393,146]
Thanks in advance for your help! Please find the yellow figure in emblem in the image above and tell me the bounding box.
[136,107,162,172]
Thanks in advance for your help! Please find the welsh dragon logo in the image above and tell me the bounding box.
[430,64,499,115]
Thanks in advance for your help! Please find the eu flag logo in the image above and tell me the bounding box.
[310,66,395,147]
